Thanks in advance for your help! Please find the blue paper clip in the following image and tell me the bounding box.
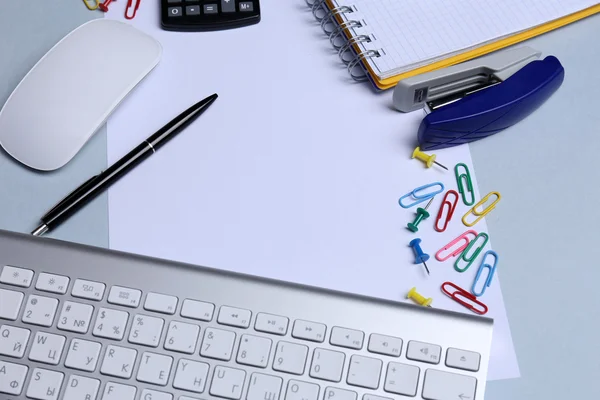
[471,250,498,297]
[398,182,444,208]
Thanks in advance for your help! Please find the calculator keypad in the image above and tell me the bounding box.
[161,0,261,31]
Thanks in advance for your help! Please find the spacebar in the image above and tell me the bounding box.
[422,369,477,400]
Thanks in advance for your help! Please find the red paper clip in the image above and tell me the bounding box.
[434,190,459,232]
[441,282,488,315]
[125,0,141,19]
[435,230,477,262]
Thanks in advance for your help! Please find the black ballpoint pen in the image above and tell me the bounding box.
[31,93,219,236]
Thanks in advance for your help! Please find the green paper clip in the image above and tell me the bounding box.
[455,163,475,206]
[454,232,489,272]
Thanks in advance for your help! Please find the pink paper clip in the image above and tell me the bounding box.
[441,282,488,315]
[435,230,477,262]
[125,0,141,19]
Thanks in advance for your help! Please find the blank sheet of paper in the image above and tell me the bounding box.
[105,0,519,380]
[335,0,599,77]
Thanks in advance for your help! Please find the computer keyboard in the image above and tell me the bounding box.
[0,229,493,400]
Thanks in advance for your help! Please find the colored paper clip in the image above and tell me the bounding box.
[441,282,488,315]
[398,182,444,209]
[455,163,475,206]
[435,230,478,262]
[471,250,499,297]
[434,190,458,232]
[462,191,501,227]
[83,0,100,10]
[125,0,141,19]
[454,232,489,272]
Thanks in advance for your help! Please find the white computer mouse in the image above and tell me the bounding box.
[0,19,162,171]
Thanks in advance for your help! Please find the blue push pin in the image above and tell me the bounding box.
[409,238,430,275]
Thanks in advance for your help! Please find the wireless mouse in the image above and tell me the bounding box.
[0,19,162,171]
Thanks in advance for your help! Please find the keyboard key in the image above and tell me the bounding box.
[330,327,364,349]
[141,389,173,400]
[57,301,94,334]
[347,355,382,389]
[100,345,137,378]
[22,294,58,327]
[309,348,345,382]
[324,387,357,400]
[221,0,236,13]
[422,369,477,400]
[285,380,320,400]
[363,395,391,400]
[255,313,289,335]
[145,292,178,314]
[129,314,164,347]
[165,321,200,354]
[237,334,272,368]
[71,279,105,301]
[26,368,64,400]
[173,358,209,393]
[0,265,33,287]
[180,397,202,400]
[210,366,246,399]
[200,327,235,361]
[93,308,129,340]
[384,362,419,396]
[29,332,66,365]
[0,288,24,320]
[64,338,102,372]
[247,373,283,400]
[368,334,402,357]
[292,320,326,342]
[137,352,173,386]
[445,348,481,372]
[407,341,441,364]
[102,382,137,400]
[108,286,142,308]
[273,341,308,375]
[62,375,100,400]
[239,1,253,12]
[35,273,69,294]
[181,299,214,321]
[0,360,28,395]
[218,306,251,328]
[0,325,31,358]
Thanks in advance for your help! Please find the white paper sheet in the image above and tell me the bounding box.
[105,1,519,380]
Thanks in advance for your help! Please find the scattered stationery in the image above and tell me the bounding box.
[308,0,600,89]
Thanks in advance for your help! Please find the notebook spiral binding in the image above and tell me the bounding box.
[306,0,381,82]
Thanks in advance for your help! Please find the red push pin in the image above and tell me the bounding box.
[99,0,115,12]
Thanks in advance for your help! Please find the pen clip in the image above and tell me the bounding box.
[43,175,99,219]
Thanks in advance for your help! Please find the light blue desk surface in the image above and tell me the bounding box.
[1,2,599,399]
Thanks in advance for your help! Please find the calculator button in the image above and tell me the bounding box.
[221,0,236,13]
[204,4,218,14]
[186,5,200,15]
[169,7,183,17]
[239,2,254,12]
[167,0,180,3]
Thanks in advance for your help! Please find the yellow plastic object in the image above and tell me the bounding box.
[83,0,100,10]
[412,147,437,168]
[462,191,501,227]
[407,287,433,307]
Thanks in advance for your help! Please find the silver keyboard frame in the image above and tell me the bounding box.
[0,229,493,399]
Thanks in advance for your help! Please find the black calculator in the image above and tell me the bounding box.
[161,0,261,31]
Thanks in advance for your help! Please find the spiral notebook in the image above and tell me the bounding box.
[308,0,600,90]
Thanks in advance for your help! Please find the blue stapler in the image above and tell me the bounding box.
[392,47,565,151]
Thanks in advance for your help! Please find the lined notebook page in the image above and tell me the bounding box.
[337,0,599,78]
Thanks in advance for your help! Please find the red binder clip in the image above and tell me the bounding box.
[98,0,115,12]
[434,190,459,232]
[125,0,141,19]
[441,282,488,315]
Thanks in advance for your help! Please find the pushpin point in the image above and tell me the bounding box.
[412,147,448,170]
[407,197,434,232]
[407,287,433,307]
[409,238,430,275]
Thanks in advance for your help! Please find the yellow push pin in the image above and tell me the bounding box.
[411,147,448,170]
[407,287,433,307]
